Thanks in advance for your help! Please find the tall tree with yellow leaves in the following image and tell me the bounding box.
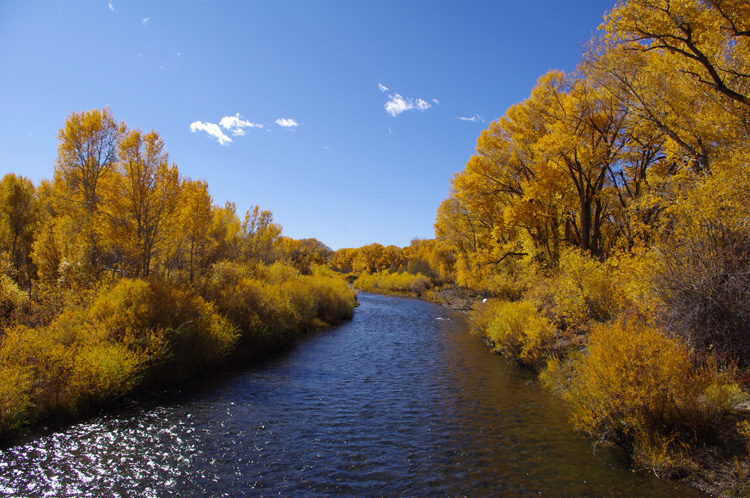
[100,129,180,277]
[52,107,126,275]
[0,174,40,292]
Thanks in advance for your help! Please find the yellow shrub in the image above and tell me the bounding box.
[738,420,750,454]
[0,314,145,427]
[146,283,240,379]
[527,249,625,331]
[353,271,432,296]
[0,363,32,434]
[89,279,154,340]
[486,300,555,368]
[608,247,660,321]
[305,274,356,324]
[468,298,504,336]
[0,275,27,322]
[67,340,140,411]
[556,249,623,326]
[542,318,745,471]
[0,264,357,437]
[202,261,356,361]
[560,321,693,441]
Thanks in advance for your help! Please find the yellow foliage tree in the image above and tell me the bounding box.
[100,129,180,277]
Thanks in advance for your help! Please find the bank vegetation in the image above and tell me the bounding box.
[0,109,356,441]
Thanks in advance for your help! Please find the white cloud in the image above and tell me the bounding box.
[275,118,299,128]
[385,93,433,116]
[141,17,149,26]
[108,2,115,11]
[432,98,440,105]
[382,86,435,117]
[220,113,263,136]
[457,114,484,123]
[190,121,232,145]
[384,94,412,116]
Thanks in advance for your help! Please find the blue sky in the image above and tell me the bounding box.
[0,1,615,250]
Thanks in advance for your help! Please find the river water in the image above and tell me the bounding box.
[0,293,707,497]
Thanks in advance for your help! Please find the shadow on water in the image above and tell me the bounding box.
[0,292,708,497]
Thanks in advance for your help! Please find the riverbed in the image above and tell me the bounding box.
[0,293,707,497]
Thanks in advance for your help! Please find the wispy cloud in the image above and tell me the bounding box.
[220,113,263,136]
[108,1,115,11]
[190,121,232,145]
[141,17,149,26]
[385,93,433,117]
[457,114,485,123]
[381,85,436,117]
[275,118,299,128]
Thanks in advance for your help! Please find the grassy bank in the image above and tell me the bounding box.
[0,262,356,441]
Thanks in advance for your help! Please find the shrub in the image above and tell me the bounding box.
[652,166,750,364]
[0,265,356,438]
[202,261,356,361]
[655,224,750,363]
[0,362,32,434]
[144,282,239,382]
[353,271,432,297]
[0,275,27,323]
[541,319,745,472]
[89,278,154,341]
[0,314,142,429]
[526,249,625,332]
[468,298,504,336]
[553,249,623,328]
[485,300,556,368]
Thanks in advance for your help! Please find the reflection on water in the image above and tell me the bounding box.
[0,293,707,497]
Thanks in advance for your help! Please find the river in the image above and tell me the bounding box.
[0,292,707,497]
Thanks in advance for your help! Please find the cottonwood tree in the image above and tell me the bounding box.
[101,129,180,277]
[0,174,40,292]
[52,107,126,275]
[242,205,282,265]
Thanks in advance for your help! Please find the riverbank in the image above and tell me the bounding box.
[0,262,357,445]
